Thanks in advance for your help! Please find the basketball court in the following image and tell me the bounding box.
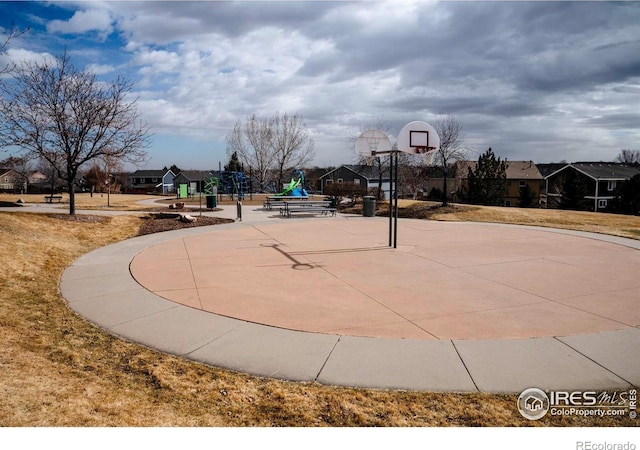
[58,121,640,392]
[129,216,640,341]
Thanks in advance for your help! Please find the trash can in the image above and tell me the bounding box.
[206,195,217,209]
[363,196,376,217]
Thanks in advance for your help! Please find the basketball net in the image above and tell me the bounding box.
[417,147,436,166]
[364,136,382,166]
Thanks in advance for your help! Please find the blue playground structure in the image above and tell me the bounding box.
[275,169,308,197]
[210,171,252,200]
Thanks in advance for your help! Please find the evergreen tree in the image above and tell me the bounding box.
[612,174,640,215]
[560,170,590,211]
[224,151,243,172]
[466,148,508,205]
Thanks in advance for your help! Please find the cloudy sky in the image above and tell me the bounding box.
[1,1,639,170]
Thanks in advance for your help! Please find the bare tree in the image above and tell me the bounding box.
[1,24,29,75]
[397,152,427,199]
[226,112,314,192]
[616,149,640,165]
[433,115,467,206]
[226,115,274,190]
[0,52,150,214]
[271,112,315,190]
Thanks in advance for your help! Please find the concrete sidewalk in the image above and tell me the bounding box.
[60,205,640,393]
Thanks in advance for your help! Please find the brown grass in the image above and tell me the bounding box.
[372,200,640,241]
[0,202,638,426]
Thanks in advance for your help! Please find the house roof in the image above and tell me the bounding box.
[536,163,567,178]
[570,162,640,180]
[454,160,542,180]
[175,170,214,181]
[131,169,167,177]
[0,168,21,177]
[319,164,390,181]
[505,161,543,180]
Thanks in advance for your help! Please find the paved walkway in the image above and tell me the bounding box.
[60,203,640,393]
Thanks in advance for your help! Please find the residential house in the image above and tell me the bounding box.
[0,168,25,193]
[173,170,214,196]
[303,167,330,194]
[543,162,640,212]
[318,165,391,197]
[129,169,176,194]
[503,161,543,207]
[536,163,569,208]
[421,164,464,201]
[452,160,543,206]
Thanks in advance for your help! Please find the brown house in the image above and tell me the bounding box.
[503,161,543,207]
[0,168,26,193]
[452,160,543,206]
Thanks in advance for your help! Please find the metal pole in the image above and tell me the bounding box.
[388,153,393,247]
[394,151,399,249]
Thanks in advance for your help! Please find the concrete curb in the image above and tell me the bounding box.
[59,214,640,393]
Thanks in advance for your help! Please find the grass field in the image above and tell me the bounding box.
[0,194,638,426]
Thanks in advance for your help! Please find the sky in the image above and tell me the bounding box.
[1,0,639,171]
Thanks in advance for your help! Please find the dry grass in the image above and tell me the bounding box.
[0,192,155,210]
[379,200,640,240]
[0,203,638,426]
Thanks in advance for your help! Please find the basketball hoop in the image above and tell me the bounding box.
[355,129,393,161]
[364,155,376,166]
[416,146,437,166]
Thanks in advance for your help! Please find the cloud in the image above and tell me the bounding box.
[47,7,113,38]
[6,0,640,168]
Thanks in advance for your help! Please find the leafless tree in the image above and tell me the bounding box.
[226,112,314,192]
[397,152,428,199]
[0,52,150,214]
[271,112,315,190]
[226,115,274,189]
[433,115,467,206]
[616,149,640,165]
[1,24,29,75]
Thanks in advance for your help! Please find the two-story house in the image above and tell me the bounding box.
[543,162,640,212]
[129,169,176,194]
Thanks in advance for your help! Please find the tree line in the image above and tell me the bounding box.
[225,112,315,193]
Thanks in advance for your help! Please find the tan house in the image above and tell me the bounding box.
[503,161,543,207]
[452,160,543,206]
[0,168,25,193]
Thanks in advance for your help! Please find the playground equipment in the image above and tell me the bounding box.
[275,169,308,197]
[216,171,251,200]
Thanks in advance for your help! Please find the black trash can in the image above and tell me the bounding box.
[363,196,376,217]
[206,195,217,209]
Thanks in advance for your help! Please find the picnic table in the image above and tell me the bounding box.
[281,200,336,218]
[263,196,309,210]
[278,200,332,216]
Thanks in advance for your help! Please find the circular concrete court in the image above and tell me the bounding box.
[129,219,640,341]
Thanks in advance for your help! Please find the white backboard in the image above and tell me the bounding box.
[397,121,440,155]
[355,129,393,157]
